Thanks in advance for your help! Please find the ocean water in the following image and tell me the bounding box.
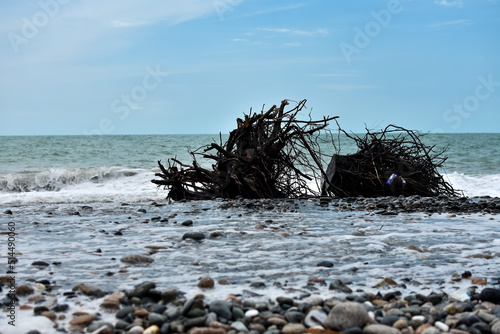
[0,133,500,333]
[0,133,499,204]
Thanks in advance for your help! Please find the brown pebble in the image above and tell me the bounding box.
[135,307,150,317]
[41,311,57,321]
[282,323,306,334]
[20,305,33,310]
[198,277,215,289]
[28,295,46,303]
[267,316,288,326]
[415,324,432,334]
[393,319,408,330]
[450,329,472,334]
[371,299,388,306]
[209,321,231,331]
[407,245,424,253]
[190,328,226,334]
[69,313,96,326]
[16,284,35,296]
[144,325,160,334]
[58,314,66,320]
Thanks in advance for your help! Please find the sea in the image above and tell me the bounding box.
[1,133,500,203]
[0,133,499,333]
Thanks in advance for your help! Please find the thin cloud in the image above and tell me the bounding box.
[259,28,328,37]
[434,0,464,7]
[284,42,301,47]
[428,19,471,29]
[231,3,308,19]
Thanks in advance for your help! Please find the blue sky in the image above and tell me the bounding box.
[1,0,499,135]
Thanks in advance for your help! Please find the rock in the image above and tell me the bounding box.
[267,316,288,326]
[276,296,294,306]
[144,325,161,334]
[304,309,327,328]
[421,327,440,334]
[282,323,306,334]
[363,324,400,334]
[443,303,458,315]
[434,321,449,332]
[491,321,500,334]
[393,319,408,330]
[128,326,145,334]
[120,254,154,264]
[198,277,215,289]
[41,311,56,321]
[87,321,114,333]
[245,309,259,318]
[317,260,334,268]
[31,261,50,267]
[161,289,180,303]
[231,321,249,332]
[380,315,399,326]
[324,301,371,331]
[129,281,156,298]
[182,232,206,241]
[285,310,304,324]
[182,219,194,226]
[69,313,96,326]
[148,312,167,327]
[209,300,232,320]
[480,288,500,304]
[16,284,35,296]
[191,329,226,334]
[329,279,353,293]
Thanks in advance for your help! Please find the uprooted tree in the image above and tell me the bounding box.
[152,99,459,200]
[321,125,460,198]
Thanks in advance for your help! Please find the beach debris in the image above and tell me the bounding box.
[322,125,459,198]
[152,99,338,200]
[153,100,458,200]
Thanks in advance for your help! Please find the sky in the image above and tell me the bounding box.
[0,0,499,136]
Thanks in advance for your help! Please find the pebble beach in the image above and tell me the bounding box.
[1,196,500,334]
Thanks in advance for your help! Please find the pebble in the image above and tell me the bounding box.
[120,254,154,264]
[282,323,306,334]
[68,313,96,326]
[198,277,215,289]
[363,324,401,334]
[183,232,206,241]
[324,301,371,331]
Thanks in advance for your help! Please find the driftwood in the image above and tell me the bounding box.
[321,125,459,198]
[152,99,339,200]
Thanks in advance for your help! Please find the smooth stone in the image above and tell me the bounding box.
[209,300,232,319]
[342,328,364,334]
[205,312,218,326]
[393,319,408,330]
[185,316,207,329]
[304,309,327,328]
[458,313,481,326]
[115,319,130,330]
[231,321,249,332]
[181,219,194,226]
[31,261,50,267]
[198,277,215,289]
[182,232,205,241]
[434,321,449,332]
[232,306,244,320]
[190,329,226,334]
[120,254,154,264]
[329,279,353,293]
[116,306,135,319]
[480,288,500,304]
[324,302,371,331]
[363,324,400,334]
[285,310,304,323]
[144,325,160,334]
[161,289,180,303]
[421,327,441,334]
[380,315,400,326]
[87,321,114,333]
[317,260,334,268]
[128,282,156,298]
[16,284,35,296]
[282,323,306,334]
[476,311,497,323]
[128,326,145,334]
[69,313,96,325]
[267,316,288,327]
[245,309,259,318]
[491,321,500,334]
[277,296,294,306]
[148,312,167,326]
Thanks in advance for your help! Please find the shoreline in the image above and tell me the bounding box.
[0,196,499,333]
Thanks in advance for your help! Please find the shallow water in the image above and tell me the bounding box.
[2,198,500,332]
